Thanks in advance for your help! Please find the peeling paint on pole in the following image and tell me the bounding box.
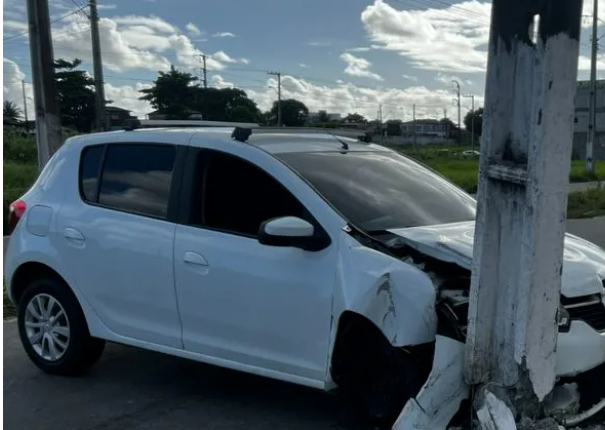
[464,0,583,402]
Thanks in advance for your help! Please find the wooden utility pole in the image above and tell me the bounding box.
[26,0,62,171]
[89,0,107,131]
[465,0,583,423]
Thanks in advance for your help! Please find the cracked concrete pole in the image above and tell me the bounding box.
[464,0,583,415]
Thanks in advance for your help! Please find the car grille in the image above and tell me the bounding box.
[562,294,605,332]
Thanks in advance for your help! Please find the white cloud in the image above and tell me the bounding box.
[244,74,464,121]
[211,75,235,89]
[582,1,605,27]
[361,0,490,73]
[212,32,235,38]
[43,15,241,73]
[3,59,34,117]
[186,23,202,36]
[299,63,309,68]
[578,55,605,71]
[308,41,332,47]
[53,17,172,72]
[212,51,238,64]
[346,47,371,52]
[112,15,178,34]
[104,82,152,118]
[340,52,383,81]
[435,72,472,86]
[4,21,28,32]
[97,4,118,10]
[402,74,418,81]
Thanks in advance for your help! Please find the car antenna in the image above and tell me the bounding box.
[322,127,349,150]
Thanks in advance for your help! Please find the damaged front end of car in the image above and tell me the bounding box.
[333,224,605,430]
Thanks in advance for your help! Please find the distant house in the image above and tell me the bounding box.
[106,106,136,129]
[308,111,342,122]
[401,119,447,137]
[146,109,203,120]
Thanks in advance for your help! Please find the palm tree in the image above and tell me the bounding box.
[3,101,22,123]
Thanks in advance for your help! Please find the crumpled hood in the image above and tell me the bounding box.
[388,221,605,298]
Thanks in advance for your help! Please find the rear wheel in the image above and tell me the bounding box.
[17,278,105,375]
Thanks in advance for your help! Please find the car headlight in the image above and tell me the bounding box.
[557,304,571,332]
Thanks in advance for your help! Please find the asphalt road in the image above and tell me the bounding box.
[4,320,345,430]
[4,214,605,430]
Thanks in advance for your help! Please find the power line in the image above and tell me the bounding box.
[3,4,89,41]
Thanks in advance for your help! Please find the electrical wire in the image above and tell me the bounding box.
[3,4,90,42]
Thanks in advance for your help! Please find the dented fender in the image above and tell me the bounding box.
[334,232,438,348]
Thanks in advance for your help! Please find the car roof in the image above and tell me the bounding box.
[68,127,392,155]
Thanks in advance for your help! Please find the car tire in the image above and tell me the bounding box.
[17,277,105,376]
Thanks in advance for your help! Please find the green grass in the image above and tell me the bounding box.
[4,162,39,235]
[385,144,605,194]
[566,186,605,219]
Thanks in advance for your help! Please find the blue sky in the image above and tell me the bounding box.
[3,0,605,119]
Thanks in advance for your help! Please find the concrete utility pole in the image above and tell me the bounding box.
[21,80,29,128]
[200,54,208,89]
[413,103,417,150]
[464,94,476,152]
[587,0,598,175]
[465,0,583,425]
[89,0,107,131]
[26,0,63,171]
[453,80,462,145]
[268,71,281,126]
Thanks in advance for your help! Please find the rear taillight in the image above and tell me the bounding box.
[7,200,27,235]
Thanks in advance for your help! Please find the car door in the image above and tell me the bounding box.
[56,142,184,348]
[173,147,337,384]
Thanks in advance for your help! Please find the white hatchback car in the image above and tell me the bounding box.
[5,126,605,429]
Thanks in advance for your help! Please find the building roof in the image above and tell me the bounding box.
[105,106,132,113]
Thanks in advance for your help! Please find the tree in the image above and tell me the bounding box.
[343,113,367,124]
[271,99,308,126]
[464,107,483,137]
[139,65,199,119]
[386,120,402,136]
[3,101,22,123]
[192,87,260,122]
[54,58,97,132]
[315,110,330,123]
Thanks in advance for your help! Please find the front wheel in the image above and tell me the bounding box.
[17,278,105,375]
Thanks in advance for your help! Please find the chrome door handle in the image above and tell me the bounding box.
[183,251,209,266]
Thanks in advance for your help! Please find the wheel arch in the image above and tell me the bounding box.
[8,258,110,340]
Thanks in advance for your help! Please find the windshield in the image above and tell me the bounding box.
[277,150,477,231]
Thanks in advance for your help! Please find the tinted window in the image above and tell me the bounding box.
[198,151,305,236]
[277,151,476,231]
[80,145,104,202]
[98,144,176,219]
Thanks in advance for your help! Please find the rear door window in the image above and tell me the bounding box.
[96,144,176,219]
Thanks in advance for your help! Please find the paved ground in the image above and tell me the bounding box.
[567,216,605,249]
[3,212,604,430]
[4,320,345,430]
